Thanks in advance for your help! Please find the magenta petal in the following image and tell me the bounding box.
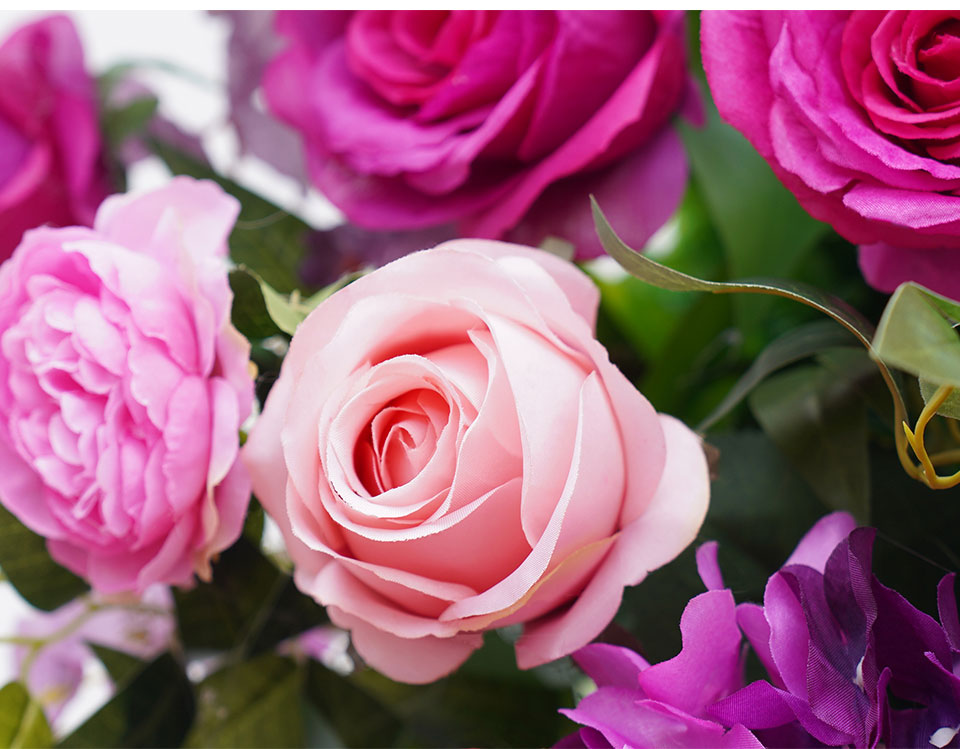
[572,642,650,689]
[858,242,960,301]
[638,589,743,715]
[783,511,857,573]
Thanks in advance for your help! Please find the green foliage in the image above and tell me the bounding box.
[58,654,194,749]
[185,655,304,749]
[698,320,856,431]
[0,682,53,749]
[749,359,871,523]
[173,538,325,656]
[873,283,960,415]
[0,505,88,611]
[679,96,830,351]
[307,636,569,748]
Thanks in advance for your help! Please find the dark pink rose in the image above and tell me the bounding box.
[263,11,697,258]
[0,14,111,260]
[702,12,960,297]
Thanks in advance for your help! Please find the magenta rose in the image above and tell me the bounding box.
[263,10,697,258]
[0,14,111,261]
[0,177,254,593]
[702,12,960,298]
[243,239,710,684]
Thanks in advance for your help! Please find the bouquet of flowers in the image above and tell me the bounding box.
[0,10,958,748]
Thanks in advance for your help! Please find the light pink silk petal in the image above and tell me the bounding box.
[435,240,601,331]
[514,414,708,668]
[243,372,293,521]
[328,605,482,684]
[297,560,467,640]
[344,477,530,592]
[482,312,586,545]
[440,373,616,622]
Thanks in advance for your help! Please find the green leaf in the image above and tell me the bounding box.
[232,267,362,338]
[229,270,282,341]
[173,537,325,657]
[0,504,87,611]
[873,282,960,390]
[89,646,144,687]
[101,97,158,149]
[749,364,871,523]
[919,377,960,420]
[698,321,856,432]
[185,654,304,749]
[149,139,312,294]
[593,197,912,468]
[0,682,53,749]
[173,538,285,653]
[304,662,401,748]
[678,98,829,347]
[58,654,194,749]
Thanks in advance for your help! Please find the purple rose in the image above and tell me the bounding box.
[702,12,960,297]
[263,10,697,258]
[0,15,111,261]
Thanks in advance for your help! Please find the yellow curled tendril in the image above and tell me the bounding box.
[901,383,960,490]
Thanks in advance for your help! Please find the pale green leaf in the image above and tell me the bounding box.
[0,682,53,749]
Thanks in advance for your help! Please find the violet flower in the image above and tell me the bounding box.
[561,511,960,748]
[557,544,762,748]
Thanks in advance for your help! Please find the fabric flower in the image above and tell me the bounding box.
[557,586,762,748]
[262,10,698,259]
[701,12,960,297]
[0,177,254,593]
[712,513,960,747]
[243,239,710,684]
[0,14,111,261]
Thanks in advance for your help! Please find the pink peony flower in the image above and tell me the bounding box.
[702,12,960,297]
[243,239,710,684]
[262,10,698,258]
[0,177,254,593]
[0,15,111,261]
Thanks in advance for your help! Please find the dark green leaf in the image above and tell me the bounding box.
[185,654,304,749]
[244,577,327,656]
[749,364,871,523]
[58,654,194,749]
[149,139,313,294]
[89,645,144,687]
[229,270,282,341]
[0,504,87,611]
[698,320,856,431]
[873,282,960,390]
[0,682,53,749]
[305,662,402,748]
[241,499,265,546]
[173,538,285,653]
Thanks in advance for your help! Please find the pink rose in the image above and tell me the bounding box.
[243,240,709,684]
[263,11,697,258]
[0,15,111,260]
[0,177,254,593]
[702,12,960,296]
